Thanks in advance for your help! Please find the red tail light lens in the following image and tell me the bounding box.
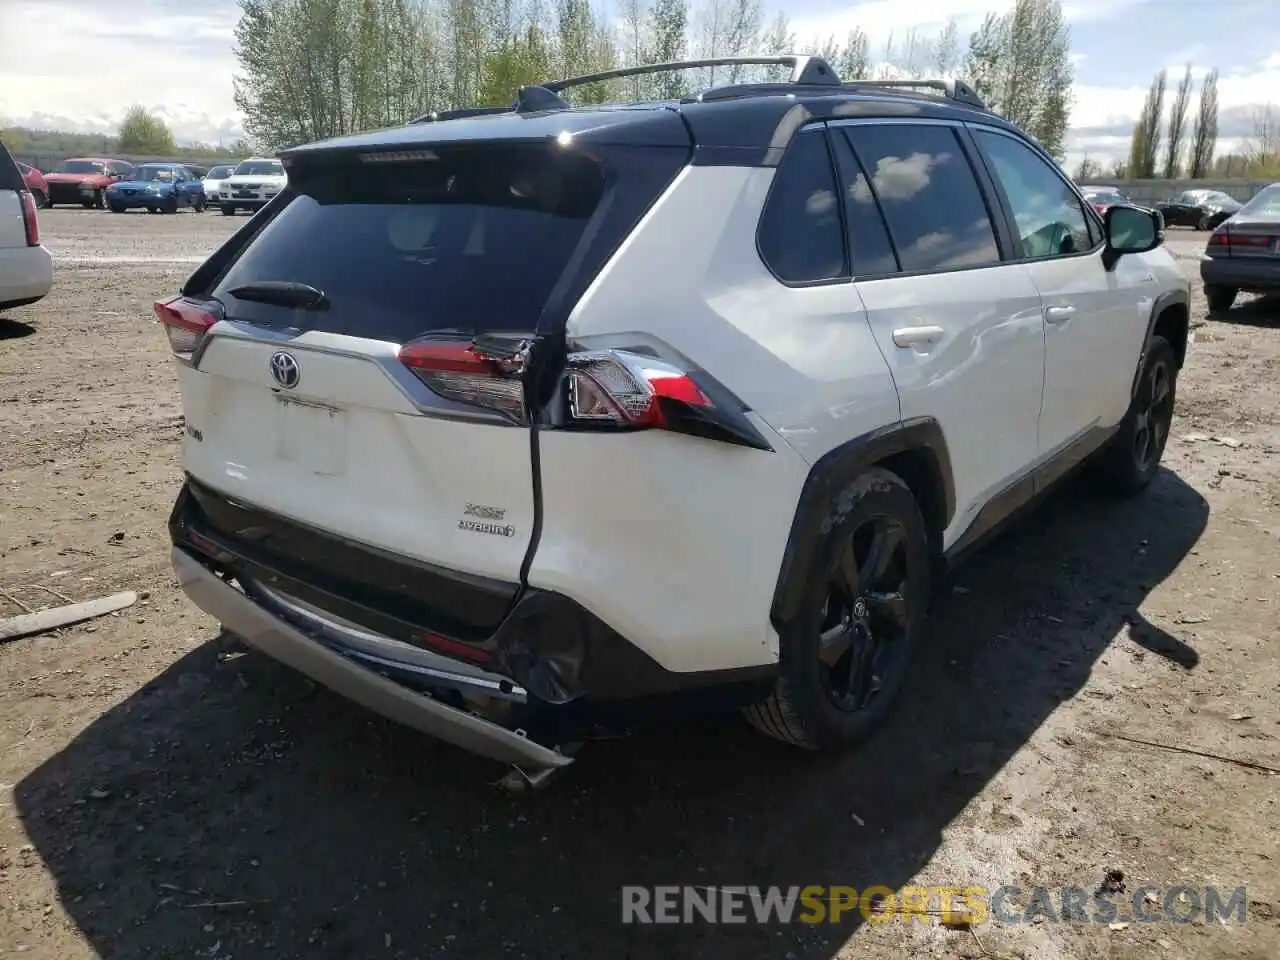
[154,296,221,362]
[19,190,39,246]
[567,351,710,427]
[564,348,772,451]
[1230,234,1272,247]
[1208,230,1228,246]
[398,339,527,424]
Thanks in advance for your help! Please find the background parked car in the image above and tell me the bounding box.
[199,163,241,207]
[106,162,207,214]
[219,157,286,215]
[1080,185,1130,216]
[16,163,49,208]
[1157,189,1242,230]
[44,157,135,209]
[1200,181,1280,313]
[0,141,53,312]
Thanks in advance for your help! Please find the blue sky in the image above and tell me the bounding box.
[1,0,1277,167]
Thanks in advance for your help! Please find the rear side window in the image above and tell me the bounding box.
[829,132,899,277]
[0,141,24,191]
[843,125,1001,274]
[213,145,604,340]
[757,127,847,284]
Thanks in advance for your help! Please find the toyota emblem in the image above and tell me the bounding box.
[269,351,300,389]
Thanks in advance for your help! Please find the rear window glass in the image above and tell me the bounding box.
[213,145,604,340]
[57,159,105,174]
[0,141,22,191]
[234,160,284,176]
[1240,184,1280,217]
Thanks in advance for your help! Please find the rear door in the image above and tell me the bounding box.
[833,121,1047,548]
[179,143,607,583]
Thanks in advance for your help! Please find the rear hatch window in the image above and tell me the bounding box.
[211,144,605,341]
[0,142,23,191]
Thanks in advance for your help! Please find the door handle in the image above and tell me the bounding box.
[1044,305,1076,325]
[891,325,945,348]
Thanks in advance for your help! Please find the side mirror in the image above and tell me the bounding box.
[1102,204,1162,271]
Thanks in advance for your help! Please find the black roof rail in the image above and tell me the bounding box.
[409,105,510,124]
[406,58,985,125]
[842,78,987,111]
[543,55,840,93]
[694,76,987,111]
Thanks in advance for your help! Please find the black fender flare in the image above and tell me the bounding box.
[1130,285,1190,400]
[770,416,955,628]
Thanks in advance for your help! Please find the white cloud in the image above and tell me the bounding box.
[788,0,1137,49]
[0,0,244,146]
[1066,53,1280,167]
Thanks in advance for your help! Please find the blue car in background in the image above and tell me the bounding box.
[106,163,207,214]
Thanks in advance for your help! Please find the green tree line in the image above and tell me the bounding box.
[232,0,1075,157]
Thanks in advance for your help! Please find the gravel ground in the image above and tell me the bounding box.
[1,208,1278,960]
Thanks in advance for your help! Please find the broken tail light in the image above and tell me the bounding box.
[399,336,773,451]
[155,296,222,363]
[398,339,528,424]
[563,348,773,451]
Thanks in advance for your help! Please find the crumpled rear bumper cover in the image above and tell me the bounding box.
[171,546,574,771]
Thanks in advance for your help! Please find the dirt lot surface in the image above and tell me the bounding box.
[1,208,1277,960]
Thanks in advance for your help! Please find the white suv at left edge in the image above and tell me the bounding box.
[0,141,52,313]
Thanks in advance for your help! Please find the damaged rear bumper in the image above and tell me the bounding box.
[171,546,574,772]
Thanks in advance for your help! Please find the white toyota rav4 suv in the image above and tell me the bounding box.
[162,57,1189,781]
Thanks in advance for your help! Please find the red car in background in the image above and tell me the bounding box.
[1080,186,1131,215]
[16,163,48,208]
[44,157,135,209]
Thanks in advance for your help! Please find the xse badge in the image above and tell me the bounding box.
[459,502,515,537]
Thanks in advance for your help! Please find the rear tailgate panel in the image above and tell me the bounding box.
[173,128,692,642]
[181,330,536,583]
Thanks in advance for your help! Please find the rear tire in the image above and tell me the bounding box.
[109,203,126,213]
[1196,213,1211,231]
[220,204,236,216]
[1206,285,1237,313]
[94,189,105,210]
[33,190,47,208]
[744,468,932,752]
[163,199,178,214]
[1090,335,1177,497]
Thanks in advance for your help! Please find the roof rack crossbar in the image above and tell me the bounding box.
[544,55,840,93]
[405,59,985,125]
[840,78,987,111]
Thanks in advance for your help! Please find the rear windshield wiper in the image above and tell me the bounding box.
[226,281,329,310]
